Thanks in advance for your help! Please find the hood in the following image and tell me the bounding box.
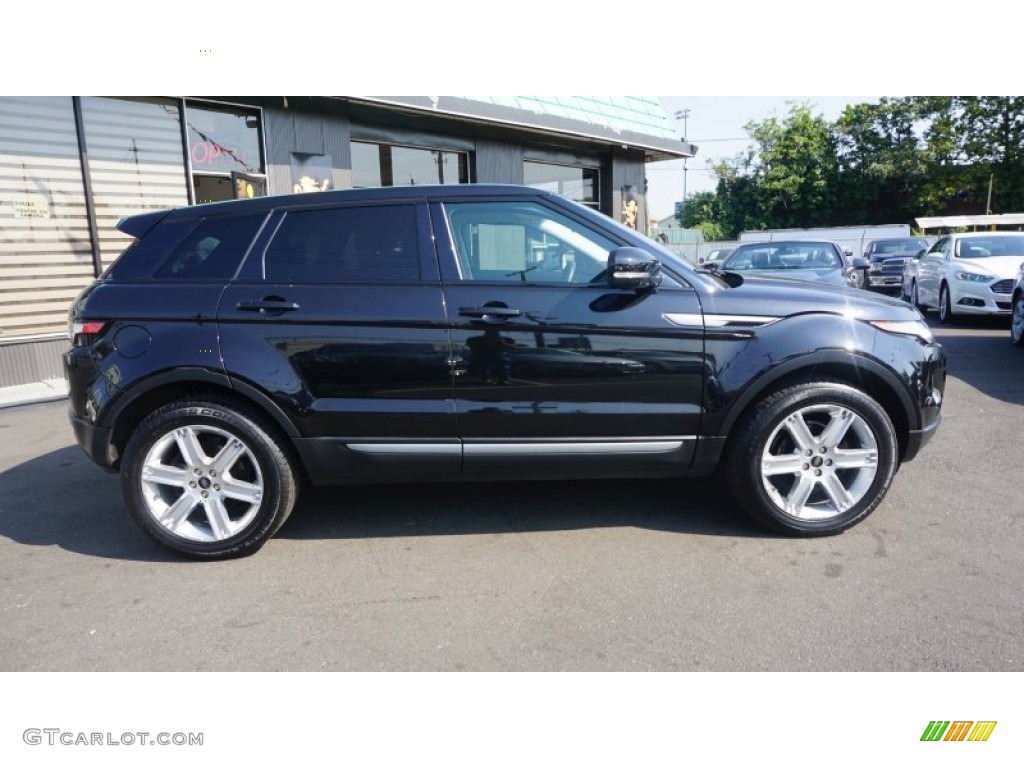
[953,255,1024,279]
[701,272,919,322]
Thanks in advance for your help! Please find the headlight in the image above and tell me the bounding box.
[954,271,992,282]
[869,262,883,272]
[869,319,934,343]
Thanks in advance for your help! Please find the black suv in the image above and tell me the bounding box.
[65,185,946,558]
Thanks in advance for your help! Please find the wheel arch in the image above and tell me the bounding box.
[103,368,300,469]
[716,352,915,461]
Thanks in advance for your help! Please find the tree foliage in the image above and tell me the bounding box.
[679,97,1024,238]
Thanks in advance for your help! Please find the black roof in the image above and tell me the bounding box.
[118,184,554,236]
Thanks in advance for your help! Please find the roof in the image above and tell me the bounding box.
[118,184,564,232]
[916,213,1024,229]
[348,96,696,161]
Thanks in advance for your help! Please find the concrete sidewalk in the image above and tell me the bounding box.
[0,378,68,409]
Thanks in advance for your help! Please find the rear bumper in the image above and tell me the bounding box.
[69,409,115,471]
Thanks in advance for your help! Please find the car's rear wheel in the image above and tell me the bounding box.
[1012,292,1024,348]
[938,283,956,324]
[121,400,297,559]
[725,382,898,536]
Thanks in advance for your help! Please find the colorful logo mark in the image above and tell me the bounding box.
[921,721,997,742]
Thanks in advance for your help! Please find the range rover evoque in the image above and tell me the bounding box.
[65,185,946,558]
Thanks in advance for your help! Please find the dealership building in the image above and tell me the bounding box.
[0,96,692,395]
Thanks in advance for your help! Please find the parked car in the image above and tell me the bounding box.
[1011,263,1024,347]
[65,185,946,558]
[710,240,870,289]
[909,232,1024,323]
[863,237,930,293]
[698,247,734,266]
[900,248,927,302]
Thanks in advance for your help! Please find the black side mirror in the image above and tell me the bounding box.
[607,247,662,290]
[850,257,870,270]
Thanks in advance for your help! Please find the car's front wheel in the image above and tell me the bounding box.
[121,400,298,559]
[1012,292,1024,348]
[938,283,956,324]
[725,382,898,536]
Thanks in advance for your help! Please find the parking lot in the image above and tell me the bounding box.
[0,318,1021,672]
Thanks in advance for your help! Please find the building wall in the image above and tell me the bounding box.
[1,96,661,391]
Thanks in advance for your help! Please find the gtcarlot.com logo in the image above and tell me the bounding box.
[23,729,203,747]
[921,721,997,742]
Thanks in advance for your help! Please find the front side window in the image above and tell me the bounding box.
[155,214,265,280]
[263,205,420,283]
[443,201,618,284]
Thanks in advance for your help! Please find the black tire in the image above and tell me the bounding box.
[1011,292,1024,348]
[724,381,898,536]
[911,280,926,312]
[121,400,298,559]
[938,283,955,324]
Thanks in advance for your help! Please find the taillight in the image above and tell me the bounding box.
[71,321,109,347]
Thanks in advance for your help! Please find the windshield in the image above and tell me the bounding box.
[873,238,928,254]
[956,236,1024,258]
[723,242,841,271]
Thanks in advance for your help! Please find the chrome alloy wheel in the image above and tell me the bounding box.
[139,424,264,542]
[760,404,879,521]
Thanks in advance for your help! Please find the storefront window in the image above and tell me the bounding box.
[184,102,265,204]
[0,97,93,338]
[524,161,599,208]
[351,141,468,187]
[80,97,190,269]
[184,104,263,175]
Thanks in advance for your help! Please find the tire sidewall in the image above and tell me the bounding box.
[732,383,898,535]
[1012,293,1024,347]
[938,284,953,324]
[122,403,288,558]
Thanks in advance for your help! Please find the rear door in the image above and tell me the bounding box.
[430,195,706,479]
[218,199,458,483]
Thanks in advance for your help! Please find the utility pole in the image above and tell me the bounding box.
[674,109,691,205]
[985,172,994,215]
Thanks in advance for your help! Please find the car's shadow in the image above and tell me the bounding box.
[923,314,1024,406]
[0,446,765,562]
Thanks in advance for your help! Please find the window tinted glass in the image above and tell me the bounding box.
[264,205,420,282]
[443,201,617,284]
[154,214,264,280]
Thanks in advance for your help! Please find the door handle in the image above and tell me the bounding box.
[236,298,300,313]
[458,306,523,319]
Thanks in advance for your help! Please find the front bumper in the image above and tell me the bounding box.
[950,282,1013,314]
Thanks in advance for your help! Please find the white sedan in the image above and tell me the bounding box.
[910,232,1024,323]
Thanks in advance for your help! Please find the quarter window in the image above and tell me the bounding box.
[263,205,420,283]
[154,214,265,280]
[444,201,618,284]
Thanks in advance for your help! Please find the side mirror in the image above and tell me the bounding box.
[607,247,662,290]
[850,257,870,270]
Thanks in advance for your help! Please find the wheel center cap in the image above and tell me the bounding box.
[811,456,824,468]
[198,476,212,490]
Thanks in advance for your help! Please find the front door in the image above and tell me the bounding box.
[430,197,706,478]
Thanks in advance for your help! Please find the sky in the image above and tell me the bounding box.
[647,96,880,221]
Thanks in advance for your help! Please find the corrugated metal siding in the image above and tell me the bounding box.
[0,97,93,339]
[475,140,523,184]
[263,106,353,193]
[79,97,189,269]
[0,336,65,387]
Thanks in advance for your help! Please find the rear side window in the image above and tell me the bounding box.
[263,205,421,283]
[154,214,265,280]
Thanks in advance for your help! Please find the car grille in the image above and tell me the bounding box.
[880,257,907,275]
[991,279,1013,294]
